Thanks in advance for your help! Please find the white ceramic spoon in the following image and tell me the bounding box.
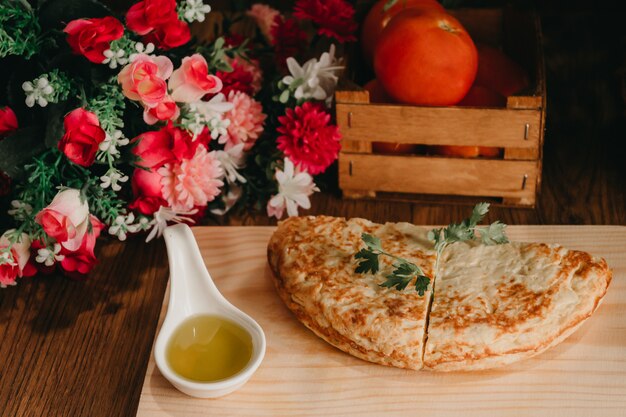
[154,223,266,398]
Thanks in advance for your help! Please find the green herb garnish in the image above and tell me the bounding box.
[355,203,508,295]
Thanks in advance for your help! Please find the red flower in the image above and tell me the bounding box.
[276,102,342,175]
[0,106,18,137]
[129,169,167,215]
[216,57,262,96]
[59,215,105,277]
[126,0,177,35]
[63,17,124,63]
[294,0,357,42]
[143,18,191,50]
[58,109,106,167]
[270,16,308,68]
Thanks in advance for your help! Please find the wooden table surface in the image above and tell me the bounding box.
[1,7,625,417]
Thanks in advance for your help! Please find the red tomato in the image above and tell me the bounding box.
[458,85,506,107]
[374,9,478,106]
[429,145,480,158]
[474,43,529,97]
[373,142,419,155]
[360,0,444,67]
[364,79,392,103]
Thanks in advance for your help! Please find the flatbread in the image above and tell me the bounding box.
[267,215,435,370]
[267,216,612,371]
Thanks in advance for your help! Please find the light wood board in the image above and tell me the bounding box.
[136,226,626,417]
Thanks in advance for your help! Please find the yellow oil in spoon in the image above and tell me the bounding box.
[166,315,253,382]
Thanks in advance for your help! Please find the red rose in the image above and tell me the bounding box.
[143,18,191,50]
[126,0,178,35]
[64,17,124,63]
[132,123,204,169]
[58,108,106,167]
[129,168,167,215]
[0,106,18,137]
[59,215,105,277]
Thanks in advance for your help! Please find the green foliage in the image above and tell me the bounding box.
[355,232,431,295]
[0,0,41,59]
[88,77,126,134]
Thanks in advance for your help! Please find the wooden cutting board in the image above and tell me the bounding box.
[136,226,626,417]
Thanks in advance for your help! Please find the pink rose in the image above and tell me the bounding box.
[63,17,124,63]
[118,54,173,108]
[143,96,179,125]
[58,108,106,167]
[60,215,105,277]
[35,189,90,252]
[0,232,36,288]
[169,54,222,103]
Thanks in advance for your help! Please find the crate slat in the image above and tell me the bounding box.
[339,154,538,203]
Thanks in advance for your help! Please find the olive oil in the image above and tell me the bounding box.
[166,315,253,382]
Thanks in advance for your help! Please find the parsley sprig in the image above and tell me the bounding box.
[354,203,509,295]
[355,234,431,295]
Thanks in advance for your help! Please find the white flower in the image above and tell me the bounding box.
[129,42,155,62]
[98,130,129,158]
[281,44,343,103]
[214,143,247,184]
[8,200,33,221]
[100,168,129,191]
[108,213,137,241]
[102,48,128,69]
[183,94,234,140]
[145,206,198,243]
[210,185,242,216]
[35,243,64,267]
[267,158,319,219]
[22,77,55,108]
[181,0,211,23]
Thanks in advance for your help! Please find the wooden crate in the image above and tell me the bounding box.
[335,7,546,207]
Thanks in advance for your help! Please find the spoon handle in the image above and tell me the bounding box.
[163,223,224,316]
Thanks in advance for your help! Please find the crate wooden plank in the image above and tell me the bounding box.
[336,103,541,148]
[339,154,538,201]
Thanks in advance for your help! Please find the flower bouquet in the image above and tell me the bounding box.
[0,0,358,286]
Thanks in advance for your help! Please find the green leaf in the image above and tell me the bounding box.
[355,249,379,274]
[361,233,382,251]
[478,221,509,245]
[0,127,46,180]
[414,275,430,296]
[380,274,412,291]
[444,222,474,243]
[382,0,399,12]
[391,261,418,277]
[468,202,490,227]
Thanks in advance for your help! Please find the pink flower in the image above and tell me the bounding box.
[247,4,280,42]
[143,96,179,125]
[169,54,222,103]
[63,17,124,63]
[276,102,342,175]
[35,189,91,252]
[222,91,266,151]
[293,0,357,42]
[216,56,263,96]
[118,54,173,108]
[0,232,36,288]
[59,215,105,277]
[159,146,224,211]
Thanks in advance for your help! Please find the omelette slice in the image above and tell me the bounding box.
[267,215,436,370]
[268,216,612,371]
[424,240,612,371]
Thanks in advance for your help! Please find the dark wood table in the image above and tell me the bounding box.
[1,8,625,417]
